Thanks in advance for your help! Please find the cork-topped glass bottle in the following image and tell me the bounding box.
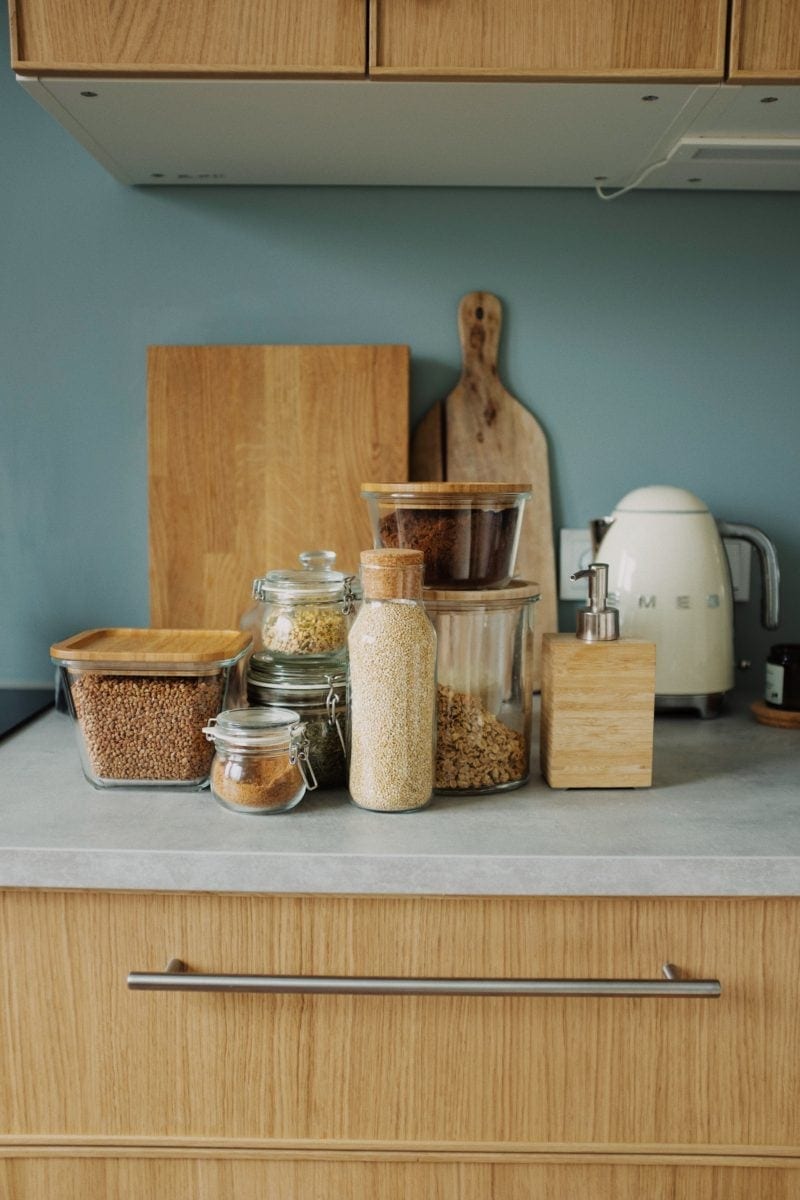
[347,548,437,812]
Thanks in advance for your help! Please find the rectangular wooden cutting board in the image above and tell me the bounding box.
[148,343,409,628]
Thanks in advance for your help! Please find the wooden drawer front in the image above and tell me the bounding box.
[2,1153,800,1200]
[730,0,800,80]
[369,0,727,79]
[1,891,799,1149]
[10,0,366,75]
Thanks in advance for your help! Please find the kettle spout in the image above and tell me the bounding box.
[589,516,615,558]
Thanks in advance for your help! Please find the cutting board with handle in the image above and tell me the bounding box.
[149,343,409,629]
[411,292,557,689]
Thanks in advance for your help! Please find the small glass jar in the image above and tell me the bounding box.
[424,582,539,794]
[245,550,357,664]
[766,644,800,711]
[203,707,317,814]
[247,654,347,789]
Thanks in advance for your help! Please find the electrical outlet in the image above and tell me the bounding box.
[559,529,593,600]
[724,539,752,602]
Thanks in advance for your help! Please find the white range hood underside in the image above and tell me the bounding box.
[19,76,800,190]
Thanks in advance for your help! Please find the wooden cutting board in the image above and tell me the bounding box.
[410,292,557,689]
[149,343,409,628]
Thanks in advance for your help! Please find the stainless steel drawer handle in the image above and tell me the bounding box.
[127,959,721,998]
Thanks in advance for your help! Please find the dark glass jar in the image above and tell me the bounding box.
[765,644,800,711]
[247,655,347,789]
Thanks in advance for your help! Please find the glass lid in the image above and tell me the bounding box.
[248,654,346,692]
[203,706,301,748]
[252,550,357,603]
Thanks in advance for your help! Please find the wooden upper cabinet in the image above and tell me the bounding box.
[369,0,728,80]
[9,0,366,76]
[730,0,800,80]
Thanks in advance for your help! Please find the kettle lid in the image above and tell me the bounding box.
[614,485,709,515]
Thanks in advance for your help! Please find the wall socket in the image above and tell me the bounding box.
[559,529,752,602]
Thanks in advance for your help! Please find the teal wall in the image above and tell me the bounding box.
[2,10,799,689]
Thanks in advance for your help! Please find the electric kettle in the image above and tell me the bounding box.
[591,486,780,717]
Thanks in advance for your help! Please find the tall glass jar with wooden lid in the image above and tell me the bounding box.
[347,548,436,812]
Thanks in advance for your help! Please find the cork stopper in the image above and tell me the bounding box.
[360,548,424,601]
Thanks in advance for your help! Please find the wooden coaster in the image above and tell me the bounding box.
[751,698,800,729]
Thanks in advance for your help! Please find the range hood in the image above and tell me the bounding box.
[17,74,800,191]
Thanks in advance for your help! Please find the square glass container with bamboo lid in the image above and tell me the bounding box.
[50,628,250,789]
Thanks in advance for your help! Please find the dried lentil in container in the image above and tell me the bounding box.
[347,549,436,812]
[69,672,223,782]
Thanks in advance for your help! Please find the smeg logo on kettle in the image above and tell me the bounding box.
[633,594,721,609]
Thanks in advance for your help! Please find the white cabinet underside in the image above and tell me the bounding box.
[18,77,800,190]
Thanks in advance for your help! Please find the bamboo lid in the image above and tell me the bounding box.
[50,628,251,667]
[362,481,531,496]
[423,580,541,606]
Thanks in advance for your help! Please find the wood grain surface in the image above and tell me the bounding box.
[3,1153,799,1200]
[540,633,656,788]
[410,292,557,689]
[369,0,727,79]
[50,628,250,664]
[10,0,366,74]
[729,0,800,80]
[2,890,799,1151]
[148,344,408,629]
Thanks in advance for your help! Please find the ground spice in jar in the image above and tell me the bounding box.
[210,751,304,812]
[436,684,528,792]
[378,507,519,587]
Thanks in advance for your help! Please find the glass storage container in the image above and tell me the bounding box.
[361,483,531,588]
[247,654,347,789]
[244,550,357,663]
[424,582,539,793]
[203,706,317,814]
[348,548,437,813]
[50,628,250,789]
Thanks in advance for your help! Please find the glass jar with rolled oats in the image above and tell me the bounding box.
[347,548,437,813]
[423,582,539,794]
[246,550,358,666]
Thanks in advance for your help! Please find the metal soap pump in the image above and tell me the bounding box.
[573,563,618,643]
[540,563,656,789]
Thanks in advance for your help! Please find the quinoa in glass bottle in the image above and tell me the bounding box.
[347,549,436,813]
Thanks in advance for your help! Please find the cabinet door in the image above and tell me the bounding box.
[730,0,800,80]
[2,1154,800,1199]
[9,0,366,76]
[1,891,800,1149]
[369,0,727,80]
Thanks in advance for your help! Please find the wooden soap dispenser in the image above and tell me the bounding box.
[540,562,656,789]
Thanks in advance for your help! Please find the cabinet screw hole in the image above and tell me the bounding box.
[761,96,779,103]
[641,94,659,102]
[80,90,98,98]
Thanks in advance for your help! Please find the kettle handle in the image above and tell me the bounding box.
[717,521,780,630]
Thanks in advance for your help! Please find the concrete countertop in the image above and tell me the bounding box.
[1,693,798,896]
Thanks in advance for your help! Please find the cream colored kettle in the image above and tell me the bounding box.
[591,486,780,717]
